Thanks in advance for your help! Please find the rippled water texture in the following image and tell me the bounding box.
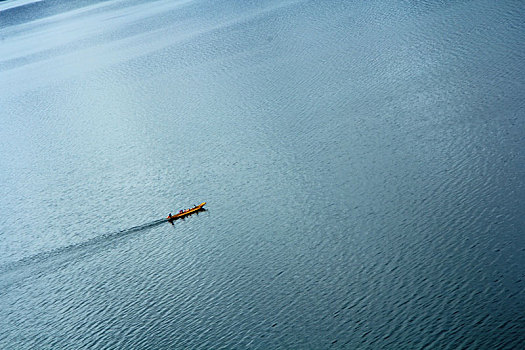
[1,0,524,348]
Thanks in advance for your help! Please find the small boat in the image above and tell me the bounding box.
[167,202,206,221]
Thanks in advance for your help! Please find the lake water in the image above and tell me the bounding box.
[1,0,524,348]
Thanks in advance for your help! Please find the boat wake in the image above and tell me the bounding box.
[0,218,168,292]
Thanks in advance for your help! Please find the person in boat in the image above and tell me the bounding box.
[169,213,172,217]
[179,210,183,214]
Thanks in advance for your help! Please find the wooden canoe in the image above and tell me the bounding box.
[167,202,206,221]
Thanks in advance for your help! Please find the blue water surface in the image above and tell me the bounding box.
[1,0,524,348]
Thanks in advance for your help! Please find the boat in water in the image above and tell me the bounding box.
[167,202,206,222]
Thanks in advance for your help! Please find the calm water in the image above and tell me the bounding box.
[1,0,524,348]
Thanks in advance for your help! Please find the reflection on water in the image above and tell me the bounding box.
[0,0,42,12]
